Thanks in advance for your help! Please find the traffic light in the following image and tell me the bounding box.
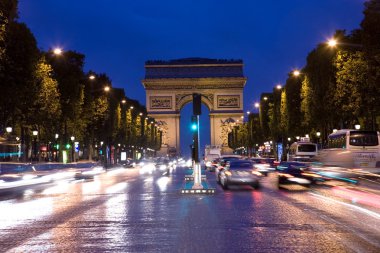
[193,93,201,115]
[65,143,71,149]
[191,115,198,131]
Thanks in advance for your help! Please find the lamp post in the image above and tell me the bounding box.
[32,130,38,162]
[55,134,59,162]
[70,136,75,162]
[316,131,321,149]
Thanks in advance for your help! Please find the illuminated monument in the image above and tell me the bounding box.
[142,58,247,155]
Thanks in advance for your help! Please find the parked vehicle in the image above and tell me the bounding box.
[219,160,261,190]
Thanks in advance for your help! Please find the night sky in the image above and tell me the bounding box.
[18,0,365,157]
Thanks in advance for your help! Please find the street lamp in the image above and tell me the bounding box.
[104,86,110,92]
[316,131,321,149]
[355,124,361,130]
[293,70,301,77]
[32,130,38,162]
[254,102,260,108]
[6,127,12,133]
[53,47,63,55]
[89,75,96,80]
[276,84,282,90]
[54,134,59,161]
[70,136,75,162]
[327,38,337,47]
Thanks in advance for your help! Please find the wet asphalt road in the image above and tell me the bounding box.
[0,166,379,253]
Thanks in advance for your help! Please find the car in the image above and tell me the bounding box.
[155,158,173,176]
[205,158,220,172]
[276,162,325,188]
[121,158,136,168]
[249,157,278,176]
[215,156,242,183]
[218,160,262,190]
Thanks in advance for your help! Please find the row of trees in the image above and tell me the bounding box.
[0,0,161,162]
[229,0,380,157]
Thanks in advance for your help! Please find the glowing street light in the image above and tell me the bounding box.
[276,84,282,90]
[254,102,260,108]
[316,132,321,137]
[121,99,126,104]
[293,70,301,77]
[6,127,12,133]
[263,96,268,101]
[355,124,361,130]
[104,86,110,92]
[53,47,63,55]
[327,38,337,47]
[89,75,96,80]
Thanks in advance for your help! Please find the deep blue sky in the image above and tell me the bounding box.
[18,0,365,156]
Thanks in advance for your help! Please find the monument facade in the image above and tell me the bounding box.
[142,58,247,155]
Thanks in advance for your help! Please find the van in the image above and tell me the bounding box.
[287,142,318,162]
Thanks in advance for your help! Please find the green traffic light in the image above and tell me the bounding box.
[66,144,71,149]
[191,124,197,131]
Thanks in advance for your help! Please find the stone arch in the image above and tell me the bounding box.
[142,58,247,155]
[176,93,214,112]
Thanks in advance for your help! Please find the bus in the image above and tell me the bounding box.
[315,129,380,168]
[287,141,318,162]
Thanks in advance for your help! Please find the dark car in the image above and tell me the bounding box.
[276,162,325,188]
[218,160,261,190]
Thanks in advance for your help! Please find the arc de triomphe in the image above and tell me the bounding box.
[142,58,247,156]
